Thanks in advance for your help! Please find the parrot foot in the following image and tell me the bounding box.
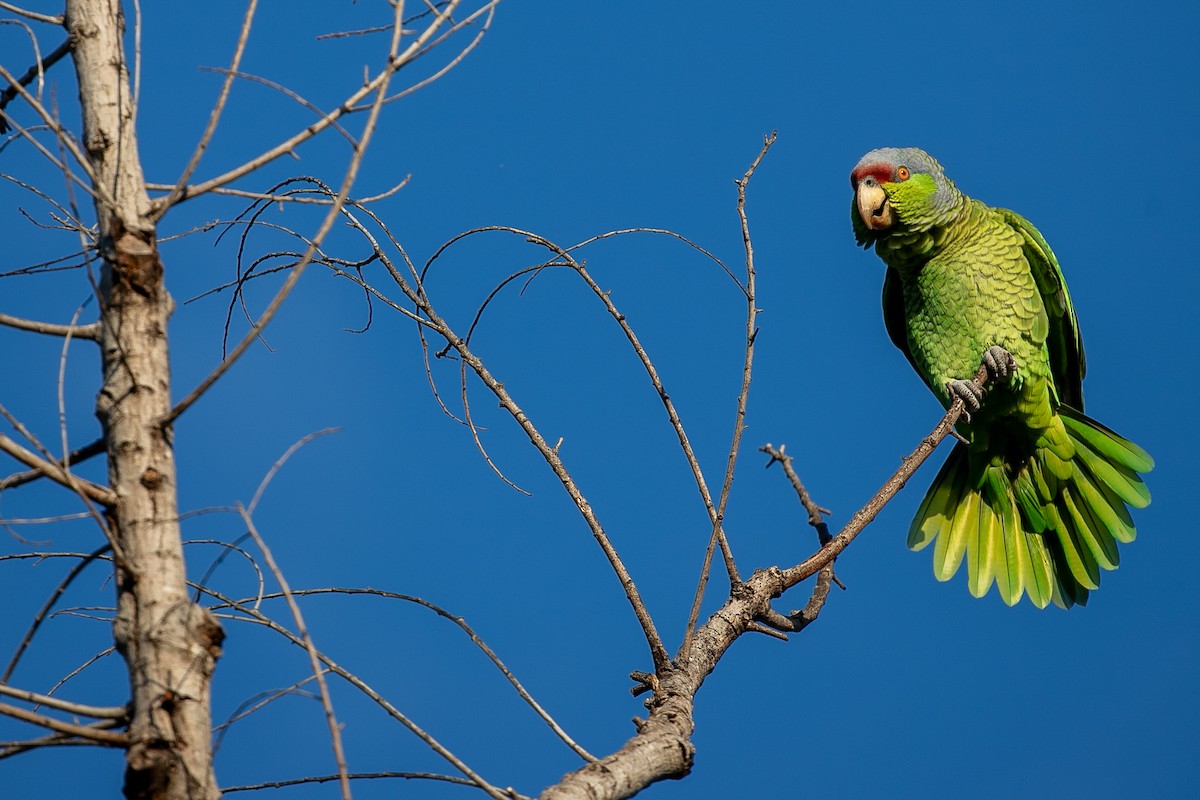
[945,346,1019,418]
[981,345,1018,382]
[946,378,986,416]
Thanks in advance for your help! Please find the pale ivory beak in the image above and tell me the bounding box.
[856,180,893,230]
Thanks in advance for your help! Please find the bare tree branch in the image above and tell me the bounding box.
[2,547,111,684]
[0,700,129,745]
[681,132,776,660]
[759,443,842,631]
[155,0,258,214]
[219,586,598,764]
[199,585,515,800]
[0,61,101,199]
[0,36,71,133]
[0,718,124,759]
[0,311,98,339]
[238,506,351,800]
[162,3,415,427]
[0,683,127,720]
[780,364,987,589]
[150,0,496,211]
[0,433,115,506]
[0,2,63,25]
[236,430,350,799]
[0,437,103,492]
[223,772,486,794]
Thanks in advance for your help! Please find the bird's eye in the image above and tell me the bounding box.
[897,166,911,181]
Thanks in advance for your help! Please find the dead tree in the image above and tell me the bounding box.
[1,3,500,797]
[0,4,985,798]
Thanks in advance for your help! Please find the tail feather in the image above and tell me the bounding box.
[986,465,1024,606]
[966,498,999,599]
[1061,411,1154,473]
[1049,502,1102,590]
[908,445,964,553]
[907,408,1151,608]
[1021,526,1055,608]
[1064,486,1119,570]
[1073,463,1137,544]
[1062,409,1152,508]
[1013,469,1049,531]
[933,467,974,581]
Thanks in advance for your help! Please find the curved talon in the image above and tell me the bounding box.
[947,378,985,416]
[981,345,1018,382]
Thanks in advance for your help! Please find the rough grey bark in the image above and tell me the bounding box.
[537,569,782,800]
[65,2,224,798]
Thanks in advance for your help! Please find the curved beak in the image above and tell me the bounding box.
[855,180,893,231]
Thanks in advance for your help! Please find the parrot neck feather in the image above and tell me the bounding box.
[874,196,981,275]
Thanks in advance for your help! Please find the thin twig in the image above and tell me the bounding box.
[216,586,597,763]
[760,444,833,532]
[199,585,513,800]
[238,506,352,800]
[161,0,412,427]
[0,36,71,132]
[147,177,410,205]
[57,303,87,460]
[196,66,358,146]
[759,442,844,626]
[0,62,102,201]
[247,428,339,514]
[213,673,323,742]
[2,546,112,683]
[236,430,349,794]
[187,538,266,610]
[680,132,776,662]
[222,772,488,794]
[378,2,497,107]
[152,0,490,210]
[428,310,670,669]
[0,403,121,564]
[156,0,258,216]
[42,647,117,700]
[332,206,672,670]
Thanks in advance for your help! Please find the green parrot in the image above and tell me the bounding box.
[850,147,1152,608]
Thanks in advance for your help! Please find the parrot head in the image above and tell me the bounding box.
[850,147,962,247]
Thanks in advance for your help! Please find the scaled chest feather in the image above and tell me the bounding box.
[887,209,1043,388]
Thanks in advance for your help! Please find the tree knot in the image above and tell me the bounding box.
[103,217,163,298]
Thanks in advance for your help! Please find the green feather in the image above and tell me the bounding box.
[1013,467,1049,532]
[1022,531,1054,609]
[1064,485,1120,570]
[1072,437,1151,509]
[1061,410,1154,473]
[1073,461,1138,544]
[909,447,964,552]
[1049,505,1101,590]
[933,475,975,582]
[984,466,1024,606]
[967,498,1000,598]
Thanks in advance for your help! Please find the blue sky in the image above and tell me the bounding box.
[1,2,1196,798]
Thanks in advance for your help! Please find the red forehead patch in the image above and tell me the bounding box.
[850,162,894,187]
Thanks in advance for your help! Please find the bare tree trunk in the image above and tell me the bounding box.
[66,2,223,797]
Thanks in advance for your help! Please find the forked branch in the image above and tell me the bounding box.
[780,363,989,589]
[540,363,991,799]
